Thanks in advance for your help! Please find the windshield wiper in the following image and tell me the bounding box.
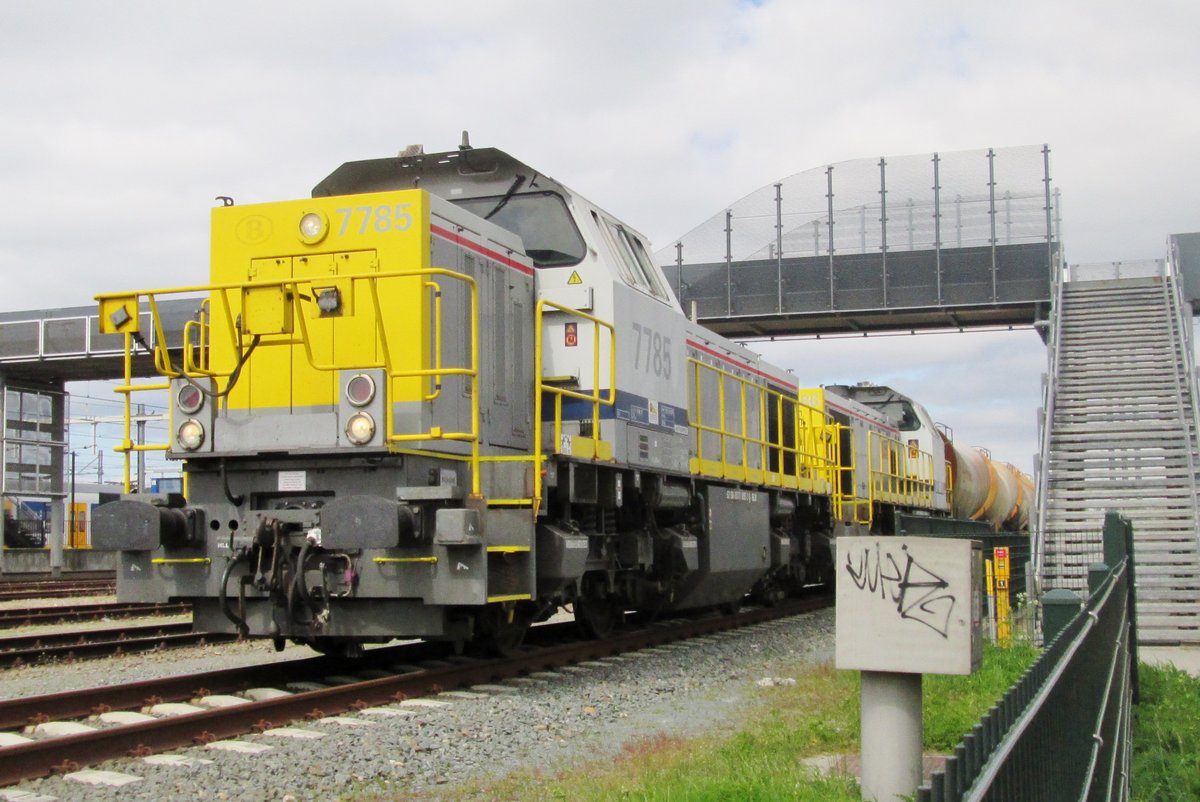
[483,174,527,220]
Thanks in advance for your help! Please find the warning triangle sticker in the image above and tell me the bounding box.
[567,271,583,285]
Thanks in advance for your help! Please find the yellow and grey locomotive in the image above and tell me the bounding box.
[93,140,1028,655]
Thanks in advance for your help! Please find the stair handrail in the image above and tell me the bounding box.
[1033,250,1067,581]
[1165,251,1200,453]
[1162,257,1200,534]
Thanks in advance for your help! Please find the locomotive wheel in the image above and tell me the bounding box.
[308,637,364,659]
[575,592,623,639]
[751,579,785,608]
[472,602,533,657]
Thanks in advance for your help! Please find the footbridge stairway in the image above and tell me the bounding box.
[1037,262,1200,643]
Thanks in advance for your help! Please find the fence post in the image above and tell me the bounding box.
[1102,511,1125,569]
[1101,510,1140,702]
[1110,512,1141,703]
[1088,563,1110,596]
[1042,589,1082,643]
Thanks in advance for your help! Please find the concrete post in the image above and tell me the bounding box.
[49,501,64,574]
[861,671,923,802]
[49,388,66,574]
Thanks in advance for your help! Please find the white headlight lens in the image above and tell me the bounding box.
[298,211,327,244]
[345,412,376,445]
[345,374,376,407]
[177,419,205,451]
[177,384,204,415]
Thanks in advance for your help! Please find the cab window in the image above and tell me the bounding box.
[451,191,586,268]
[592,212,669,301]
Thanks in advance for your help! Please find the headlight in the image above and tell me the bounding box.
[177,384,204,415]
[298,211,328,244]
[345,412,376,445]
[345,374,376,407]
[177,419,205,451]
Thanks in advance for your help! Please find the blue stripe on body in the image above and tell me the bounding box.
[548,390,690,436]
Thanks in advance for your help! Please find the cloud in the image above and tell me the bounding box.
[757,328,1045,472]
[3,0,1195,482]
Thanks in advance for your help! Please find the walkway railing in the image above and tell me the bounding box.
[918,512,1138,802]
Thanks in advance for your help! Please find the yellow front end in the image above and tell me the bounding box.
[210,191,432,424]
[98,189,485,472]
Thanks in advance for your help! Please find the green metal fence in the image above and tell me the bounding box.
[917,512,1138,802]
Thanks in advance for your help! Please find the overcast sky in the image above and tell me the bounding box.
[2,1,1196,477]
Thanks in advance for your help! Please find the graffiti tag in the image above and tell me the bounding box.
[843,541,956,638]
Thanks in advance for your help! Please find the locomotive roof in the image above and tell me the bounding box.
[312,146,568,202]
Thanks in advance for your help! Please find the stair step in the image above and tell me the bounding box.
[1045,274,1200,647]
[1045,466,1196,476]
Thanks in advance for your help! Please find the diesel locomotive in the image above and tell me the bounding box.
[93,138,1029,655]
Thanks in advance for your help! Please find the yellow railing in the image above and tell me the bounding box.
[531,299,617,515]
[113,330,171,492]
[832,425,871,526]
[867,430,936,510]
[945,460,955,514]
[98,268,482,493]
[688,358,837,495]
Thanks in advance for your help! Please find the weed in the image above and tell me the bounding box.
[408,643,1038,802]
[1132,662,1200,802]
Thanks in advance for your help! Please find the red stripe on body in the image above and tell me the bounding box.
[824,399,899,434]
[685,339,798,392]
[431,223,535,276]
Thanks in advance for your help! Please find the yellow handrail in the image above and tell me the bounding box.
[532,299,617,516]
[182,299,213,376]
[867,430,936,510]
[688,357,838,494]
[100,268,483,494]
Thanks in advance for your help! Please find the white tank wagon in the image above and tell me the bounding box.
[824,383,1032,533]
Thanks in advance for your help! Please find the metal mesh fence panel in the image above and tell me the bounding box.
[1040,529,1106,593]
[659,145,1055,267]
[660,145,1058,327]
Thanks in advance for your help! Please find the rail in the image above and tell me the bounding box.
[531,299,617,515]
[98,268,483,492]
[1033,251,1066,577]
[688,359,837,495]
[1162,258,1200,533]
[831,429,936,528]
[834,426,871,526]
[867,430,936,510]
[918,512,1138,802]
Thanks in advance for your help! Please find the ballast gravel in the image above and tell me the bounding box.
[1,608,835,802]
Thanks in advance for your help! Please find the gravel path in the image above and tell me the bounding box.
[0,608,835,802]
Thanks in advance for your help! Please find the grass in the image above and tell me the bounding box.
[1132,661,1200,802]
[924,641,1040,751]
[373,641,1039,802]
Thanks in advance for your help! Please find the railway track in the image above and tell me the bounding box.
[0,602,191,629]
[0,571,115,585]
[0,623,237,669]
[0,593,831,785]
[0,580,115,602]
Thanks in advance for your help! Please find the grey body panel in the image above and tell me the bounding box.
[671,486,771,610]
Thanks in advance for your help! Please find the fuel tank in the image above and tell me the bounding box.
[947,441,1030,531]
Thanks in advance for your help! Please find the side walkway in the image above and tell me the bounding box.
[1139,646,1200,676]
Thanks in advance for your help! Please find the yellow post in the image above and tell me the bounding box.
[993,546,1012,645]
[985,558,996,641]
